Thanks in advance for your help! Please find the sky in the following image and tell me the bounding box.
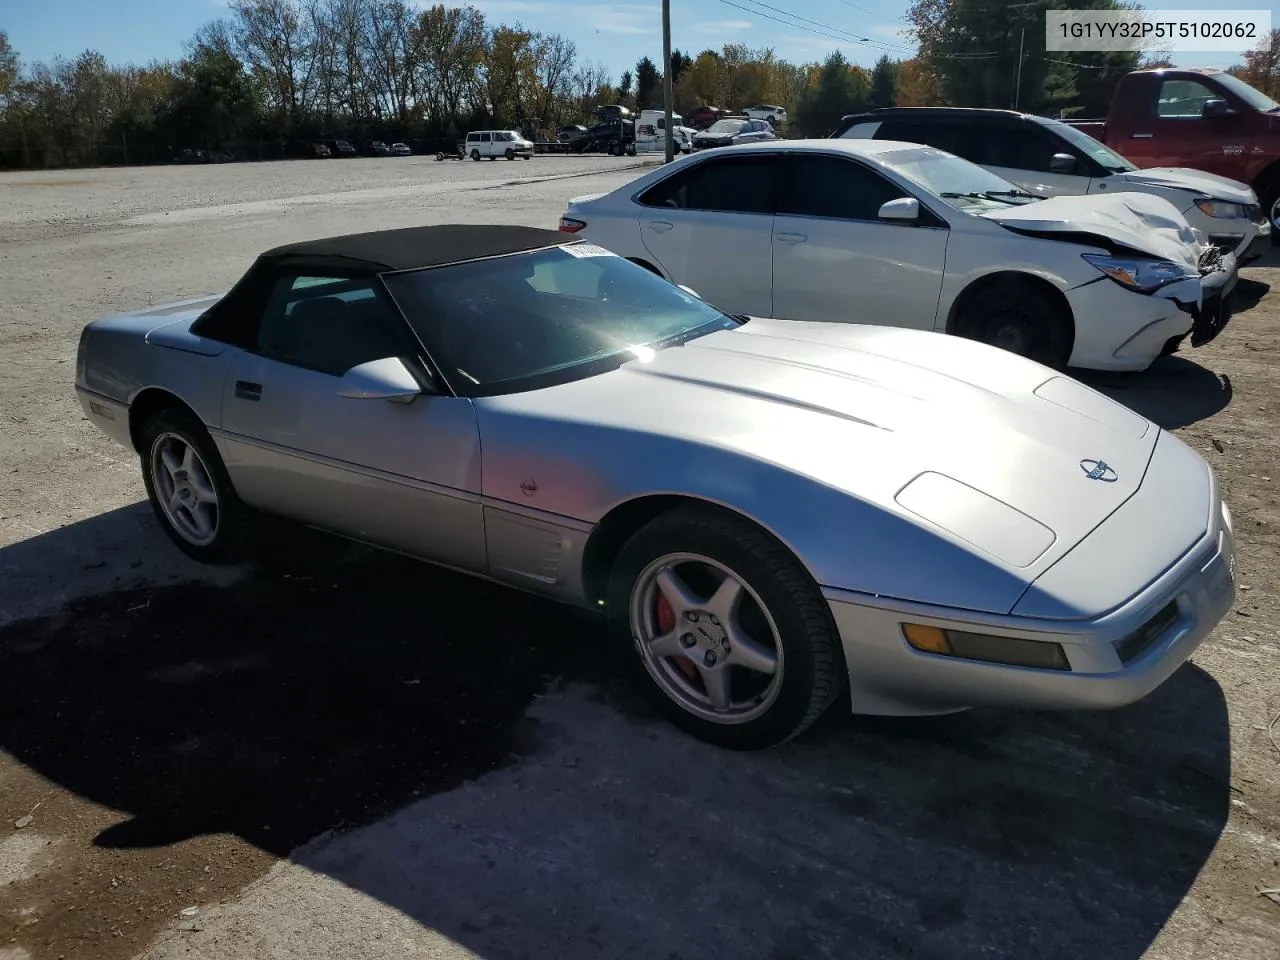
[0,0,1270,81]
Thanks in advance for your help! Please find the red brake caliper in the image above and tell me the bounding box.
[656,591,699,681]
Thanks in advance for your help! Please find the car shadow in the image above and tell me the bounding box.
[1077,355,1232,430]
[1233,275,1271,312]
[0,508,1231,960]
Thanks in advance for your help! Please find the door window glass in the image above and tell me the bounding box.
[1157,80,1218,117]
[256,275,419,377]
[875,120,975,159]
[780,154,908,221]
[971,122,1064,172]
[637,155,776,213]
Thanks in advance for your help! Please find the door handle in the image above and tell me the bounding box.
[235,380,263,401]
[646,220,674,232]
[775,232,808,244]
[1131,133,1153,139]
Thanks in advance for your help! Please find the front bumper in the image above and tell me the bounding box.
[821,466,1235,717]
[1185,250,1238,348]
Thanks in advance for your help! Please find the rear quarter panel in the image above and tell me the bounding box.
[79,313,236,444]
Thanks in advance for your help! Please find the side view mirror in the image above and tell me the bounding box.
[337,357,427,403]
[878,197,920,222]
[1202,99,1236,119]
[1049,152,1079,174]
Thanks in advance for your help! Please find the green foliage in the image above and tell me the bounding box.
[868,54,898,110]
[794,52,869,137]
[906,0,1140,116]
[635,56,661,110]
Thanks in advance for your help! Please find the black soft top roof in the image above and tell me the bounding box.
[258,224,570,274]
[192,224,570,344]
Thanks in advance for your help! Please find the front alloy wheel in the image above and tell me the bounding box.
[607,507,846,749]
[630,553,785,724]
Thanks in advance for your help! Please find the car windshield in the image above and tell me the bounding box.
[878,146,1041,210]
[1213,72,1280,112]
[706,119,746,135]
[1045,120,1136,172]
[381,244,742,396]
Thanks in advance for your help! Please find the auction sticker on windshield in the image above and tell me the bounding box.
[1047,9,1271,53]
[563,242,617,259]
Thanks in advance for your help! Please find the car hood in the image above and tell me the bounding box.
[1111,166,1255,204]
[480,318,1161,612]
[982,191,1203,267]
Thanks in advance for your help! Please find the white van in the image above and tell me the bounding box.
[465,130,534,160]
[635,110,693,154]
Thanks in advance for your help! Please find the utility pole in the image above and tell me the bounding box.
[1009,1,1039,111]
[1015,25,1025,110]
[662,0,674,163]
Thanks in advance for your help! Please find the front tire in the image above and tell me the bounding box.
[954,277,1072,370]
[505,147,515,160]
[139,407,253,565]
[606,507,846,749]
[470,149,481,161]
[1260,178,1280,246]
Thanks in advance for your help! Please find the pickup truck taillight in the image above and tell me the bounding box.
[559,217,586,233]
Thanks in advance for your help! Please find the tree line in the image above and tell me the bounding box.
[0,0,1275,170]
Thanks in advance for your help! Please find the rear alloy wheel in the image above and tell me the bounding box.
[607,507,845,749]
[955,277,1071,370]
[139,407,253,565]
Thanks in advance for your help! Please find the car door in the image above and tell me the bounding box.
[635,151,780,317]
[216,273,487,572]
[770,152,949,329]
[971,120,1095,198]
[1144,76,1240,177]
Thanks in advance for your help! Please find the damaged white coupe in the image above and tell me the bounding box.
[559,139,1236,371]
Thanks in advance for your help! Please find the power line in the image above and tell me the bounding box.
[715,0,999,61]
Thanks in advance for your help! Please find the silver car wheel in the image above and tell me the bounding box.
[150,432,219,547]
[629,552,785,725]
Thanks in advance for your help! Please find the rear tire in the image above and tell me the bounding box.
[954,276,1072,370]
[138,406,254,565]
[606,507,846,750]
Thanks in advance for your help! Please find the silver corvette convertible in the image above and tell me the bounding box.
[74,225,1237,749]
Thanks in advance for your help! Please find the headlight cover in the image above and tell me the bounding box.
[1194,198,1247,219]
[1082,253,1198,294]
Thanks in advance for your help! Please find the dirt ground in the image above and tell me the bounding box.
[0,156,1277,960]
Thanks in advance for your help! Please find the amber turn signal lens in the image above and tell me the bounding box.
[902,624,952,655]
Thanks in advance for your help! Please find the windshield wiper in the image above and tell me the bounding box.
[939,191,1027,205]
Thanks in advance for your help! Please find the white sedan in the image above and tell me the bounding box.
[559,139,1237,371]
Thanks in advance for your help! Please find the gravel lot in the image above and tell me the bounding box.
[0,155,1278,960]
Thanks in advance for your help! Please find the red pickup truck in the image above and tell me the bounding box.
[1067,67,1280,237]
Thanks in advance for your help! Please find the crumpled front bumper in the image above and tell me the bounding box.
[1184,249,1238,348]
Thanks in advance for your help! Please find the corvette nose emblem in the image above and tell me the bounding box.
[520,479,538,496]
[1080,459,1118,482]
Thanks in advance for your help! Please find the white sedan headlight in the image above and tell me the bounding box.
[1081,253,1198,294]
[1194,198,1248,219]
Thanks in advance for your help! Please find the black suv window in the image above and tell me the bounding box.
[780,154,909,221]
[971,121,1068,173]
[638,154,777,214]
[257,275,420,377]
[876,119,977,160]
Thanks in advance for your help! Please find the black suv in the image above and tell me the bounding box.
[830,107,1120,181]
